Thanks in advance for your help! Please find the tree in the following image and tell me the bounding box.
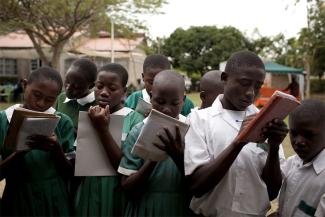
[296,0,325,97]
[0,0,165,70]
[161,26,250,77]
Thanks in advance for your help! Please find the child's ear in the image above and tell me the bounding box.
[21,79,28,90]
[200,91,206,100]
[221,72,227,82]
[141,73,144,81]
[89,82,95,89]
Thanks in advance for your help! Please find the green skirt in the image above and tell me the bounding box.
[1,177,70,216]
[124,191,191,217]
[75,176,126,217]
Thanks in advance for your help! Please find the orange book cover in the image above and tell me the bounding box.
[238,90,300,143]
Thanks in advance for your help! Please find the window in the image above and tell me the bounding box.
[0,58,17,76]
[30,59,41,71]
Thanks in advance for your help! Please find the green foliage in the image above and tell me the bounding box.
[310,79,325,93]
[161,26,250,76]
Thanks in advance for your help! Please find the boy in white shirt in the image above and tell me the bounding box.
[277,99,325,217]
[184,50,288,217]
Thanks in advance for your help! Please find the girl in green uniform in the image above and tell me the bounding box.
[55,58,98,129]
[118,70,193,217]
[75,63,144,216]
[0,67,75,216]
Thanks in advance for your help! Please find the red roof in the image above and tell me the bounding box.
[76,37,144,52]
[0,31,144,52]
[0,32,34,48]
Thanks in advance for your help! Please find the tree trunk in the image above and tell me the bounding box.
[51,41,66,73]
[303,55,311,98]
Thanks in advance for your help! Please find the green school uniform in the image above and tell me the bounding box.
[118,121,191,217]
[0,105,75,216]
[55,92,96,129]
[75,108,144,217]
[125,89,195,116]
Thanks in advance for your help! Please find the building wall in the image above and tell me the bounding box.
[270,73,290,88]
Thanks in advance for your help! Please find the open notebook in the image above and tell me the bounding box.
[237,90,300,143]
[74,111,124,176]
[4,107,60,151]
[131,109,190,161]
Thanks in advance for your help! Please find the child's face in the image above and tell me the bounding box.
[94,71,126,112]
[23,79,60,112]
[289,116,325,163]
[222,66,265,111]
[65,66,91,99]
[151,84,184,119]
[142,67,163,95]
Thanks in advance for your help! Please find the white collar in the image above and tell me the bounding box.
[312,149,325,175]
[112,107,133,116]
[210,94,258,117]
[64,91,95,106]
[141,89,151,103]
[294,149,325,175]
[4,104,56,122]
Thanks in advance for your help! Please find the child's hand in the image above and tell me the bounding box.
[236,114,256,143]
[154,125,184,161]
[239,114,256,132]
[88,105,110,133]
[262,118,288,148]
[26,134,61,153]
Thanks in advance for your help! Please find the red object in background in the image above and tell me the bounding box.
[255,86,301,108]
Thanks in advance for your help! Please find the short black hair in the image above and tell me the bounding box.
[70,58,97,83]
[290,99,325,126]
[143,54,171,73]
[225,50,265,75]
[27,66,63,91]
[154,70,185,92]
[98,63,129,87]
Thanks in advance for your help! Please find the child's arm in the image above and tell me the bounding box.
[188,115,256,197]
[188,139,246,197]
[154,125,184,174]
[119,122,157,197]
[88,105,122,170]
[261,118,288,200]
[27,134,73,177]
[121,161,157,197]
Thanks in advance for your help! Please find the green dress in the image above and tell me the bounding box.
[125,90,195,117]
[75,108,144,217]
[118,122,191,217]
[0,107,75,216]
[55,92,96,129]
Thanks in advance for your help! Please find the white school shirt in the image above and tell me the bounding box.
[141,89,151,103]
[278,149,325,217]
[315,193,325,217]
[184,95,285,217]
[63,91,95,106]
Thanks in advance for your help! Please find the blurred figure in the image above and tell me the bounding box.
[199,70,224,109]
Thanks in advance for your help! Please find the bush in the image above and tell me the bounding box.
[310,79,325,94]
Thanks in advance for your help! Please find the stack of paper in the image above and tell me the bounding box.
[4,107,60,151]
[74,111,124,176]
[131,109,190,161]
[238,90,300,143]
